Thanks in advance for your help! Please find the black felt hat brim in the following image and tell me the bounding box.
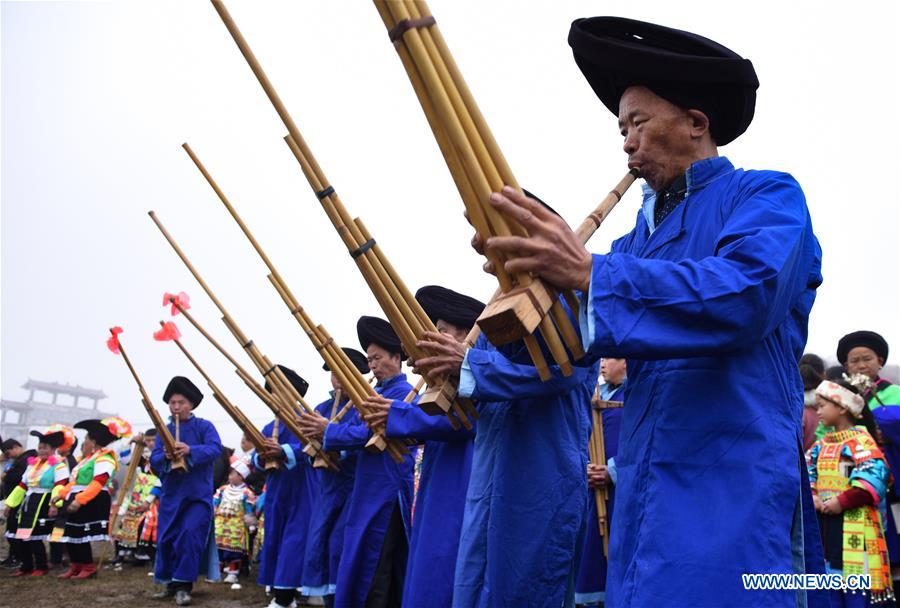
[568,17,758,145]
[837,331,889,364]
[74,420,116,447]
[163,376,204,408]
[322,347,370,375]
[415,285,485,331]
[30,430,65,449]
[264,364,309,398]
[357,316,406,360]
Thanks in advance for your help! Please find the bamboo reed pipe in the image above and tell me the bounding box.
[374,0,576,373]
[113,330,186,471]
[110,436,144,534]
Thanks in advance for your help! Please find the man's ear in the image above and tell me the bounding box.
[686,109,711,139]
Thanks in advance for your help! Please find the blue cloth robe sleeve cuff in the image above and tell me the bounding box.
[578,255,603,351]
[459,349,476,399]
[608,456,618,486]
[281,444,298,470]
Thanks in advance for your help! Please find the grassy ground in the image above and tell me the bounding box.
[0,546,273,608]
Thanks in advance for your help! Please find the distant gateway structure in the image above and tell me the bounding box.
[1,379,116,446]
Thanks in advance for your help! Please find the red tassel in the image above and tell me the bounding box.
[163,291,191,316]
[153,321,181,342]
[107,326,123,354]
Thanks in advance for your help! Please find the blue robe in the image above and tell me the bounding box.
[575,384,624,605]
[151,414,222,584]
[323,374,415,608]
[871,404,900,567]
[255,419,316,590]
[301,395,357,597]
[454,335,599,608]
[384,394,474,608]
[579,157,827,607]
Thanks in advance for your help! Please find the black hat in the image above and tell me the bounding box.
[568,17,758,145]
[265,364,309,397]
[323,347,370,375]
[163,376,204,408]
[144,428,157,438]
[74,419,117,447]
[29,430,65,449]
[837,331,889,365]
[357,316,406,360]
[415,285,486,331]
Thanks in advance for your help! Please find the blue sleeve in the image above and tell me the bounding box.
[150,434,170,476]
[281,444,299,470]
[580,173,818,359]
[386,398,474,442]
[460,337,597,403]
[323,416,370,451]
[187,420,223,467]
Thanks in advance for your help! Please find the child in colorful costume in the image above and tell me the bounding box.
[808,380,895,606]
[214,457,256,589]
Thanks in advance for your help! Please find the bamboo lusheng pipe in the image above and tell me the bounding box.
[589,403,610,559]
[172,148,405,463]
[199,1,478,417]
[372,0,582,375]
[111,329,186,471]
[147,214,332,464]
[283,135,475,430]
[417,170,638,413]
[159,320,275,469]
[109,436,144,535]
[167,299,339,472]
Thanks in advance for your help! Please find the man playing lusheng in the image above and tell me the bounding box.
[482,17,827,607]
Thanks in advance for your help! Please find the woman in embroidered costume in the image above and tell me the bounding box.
[112,430,162,566]
[213,457,256,589]
[51,417,131,580]
[1,428,69,576]
[808,380,895,606]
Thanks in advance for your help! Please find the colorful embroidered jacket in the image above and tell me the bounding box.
[865,377,900,410]
[53,449,118,506]
[213,482,255,554]
[807,426,893,599]
[3,456,69,509]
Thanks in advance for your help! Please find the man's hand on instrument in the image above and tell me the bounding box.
[298,411,328,441]
[587,463,609,489]
[414,331,468,378]
[260,438,282,459]
[362,395,392,430]
[484,186,593,292]
[172,442,191,458]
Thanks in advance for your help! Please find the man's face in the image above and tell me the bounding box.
[367,344,401,382]
[845,346,884,380]
[436,319,468,343]
[600,358,627,386]
[168,394,193,420]
[618,86,707,192]
[3,446,22,460]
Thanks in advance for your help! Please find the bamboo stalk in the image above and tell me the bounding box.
[201,0,474,424]
[175,143,407,462]
[111,330,186,471]
[373,0,587,372]
[160,321,274,467]
[147,212,336,467]
[109,436,144,535]
[591,405,610,559]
